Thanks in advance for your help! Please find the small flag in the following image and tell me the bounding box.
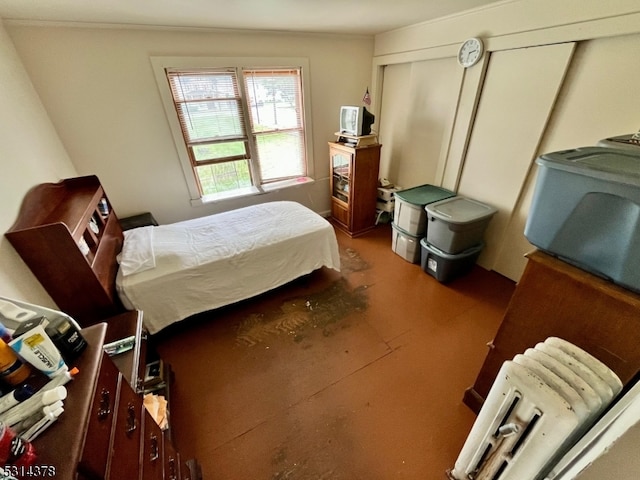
[362,88,371,106]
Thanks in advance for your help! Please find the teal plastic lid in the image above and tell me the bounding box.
[394,185,455,206]
[426,196,497,224]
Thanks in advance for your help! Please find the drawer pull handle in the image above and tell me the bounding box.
[97,388,111,420]
[149,434,159,462]
[168,457,177,480]
[126,403,137,436]
[136,376,145,393]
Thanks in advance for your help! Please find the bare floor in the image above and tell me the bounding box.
[154,224,515,480]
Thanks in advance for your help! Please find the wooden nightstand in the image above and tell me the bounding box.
[119,212,159,231]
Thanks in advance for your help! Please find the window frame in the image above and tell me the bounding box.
[151,56,315,205]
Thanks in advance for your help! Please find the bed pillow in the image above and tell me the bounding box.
[118,226,156,276]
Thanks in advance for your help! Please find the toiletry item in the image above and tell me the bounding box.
[0,324,11,344]
[13,401,63,435]
[0,369,75,428]
[0,386,34,416]
[12,316,49,339]
[9,326,67,379]
[45,316,87,363]
[0,371,74,429]
[20,407,63,442]
[0,342,30,387]
[98,198,109,216]
[50,367,78,388]
[0,422,36,467]
[0,386,66,427]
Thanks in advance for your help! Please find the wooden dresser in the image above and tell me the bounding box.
[464,250,640,414]
[25,311,201,480]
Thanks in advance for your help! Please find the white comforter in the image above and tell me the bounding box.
[116,201,340,334]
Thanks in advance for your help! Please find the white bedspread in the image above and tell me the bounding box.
[116,201,340,334]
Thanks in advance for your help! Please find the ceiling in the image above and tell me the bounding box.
[0,0,498,35]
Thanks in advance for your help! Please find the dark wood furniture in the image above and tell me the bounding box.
[104,310,147,394]
[5,176,126,326]
[120,212,159,231]
[464,250,640,414]
[31,312,201,480]
[329,142,381,237]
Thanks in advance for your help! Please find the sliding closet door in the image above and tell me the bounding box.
[456,43,575,278]
[378,57,462,189]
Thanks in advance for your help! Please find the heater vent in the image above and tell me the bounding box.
[448,337,622,480]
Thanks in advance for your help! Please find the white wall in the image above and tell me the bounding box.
[4,24,374,224]
[377,57,461,189]
[0,20,77,307]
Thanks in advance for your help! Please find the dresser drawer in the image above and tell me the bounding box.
[108,379,144,478]
[79,352,121,479]
[141,409,164,480]
[164,437,181,480]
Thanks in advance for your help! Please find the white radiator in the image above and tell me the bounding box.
[448,337,622,480]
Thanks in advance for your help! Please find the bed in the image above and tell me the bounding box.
[115,201,341,334]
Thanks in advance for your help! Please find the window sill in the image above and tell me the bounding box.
[190,177,315,206]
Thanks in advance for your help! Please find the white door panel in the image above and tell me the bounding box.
[456,43,575,278]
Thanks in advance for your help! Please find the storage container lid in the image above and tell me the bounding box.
[394,184,455,206]
[420,238,484,258]
[391,222,421,239]
[425,197,497,224]
[537,147,640,186]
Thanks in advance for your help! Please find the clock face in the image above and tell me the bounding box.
[458,38,484,68]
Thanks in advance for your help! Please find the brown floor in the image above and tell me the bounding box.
[154,223,515,480]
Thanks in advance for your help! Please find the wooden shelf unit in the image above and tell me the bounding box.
[6,175,126,326]
[329,141,381,237]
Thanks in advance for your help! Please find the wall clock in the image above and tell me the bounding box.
[457,37,484,68]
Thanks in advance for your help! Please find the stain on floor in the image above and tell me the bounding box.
[236,278,369,346]
[339,246,370,274]
[270,409,353,480]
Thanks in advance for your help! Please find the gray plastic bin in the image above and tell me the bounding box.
[420,239,483,283]
[425,197,497,254]
[393,185,455,236]
[524,146,640,292]
[391,223,421,263]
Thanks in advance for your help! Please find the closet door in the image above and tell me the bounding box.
[456,43,575,279]
[378,57,462,189]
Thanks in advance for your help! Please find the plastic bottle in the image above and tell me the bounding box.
[0,323,11,344]
[0,341,30,386]
[0,385,34,415]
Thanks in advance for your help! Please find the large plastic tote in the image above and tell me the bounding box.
[393,185,455,236]
[425,196,497,254]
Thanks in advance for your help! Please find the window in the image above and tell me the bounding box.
[154,58,312,203]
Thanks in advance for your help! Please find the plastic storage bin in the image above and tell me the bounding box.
[393,185,455,236]
[425,197,497,254]
[391,223,422,263]
[597,134,640,152]
[420,239,483,283]
[524,146,640,292]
